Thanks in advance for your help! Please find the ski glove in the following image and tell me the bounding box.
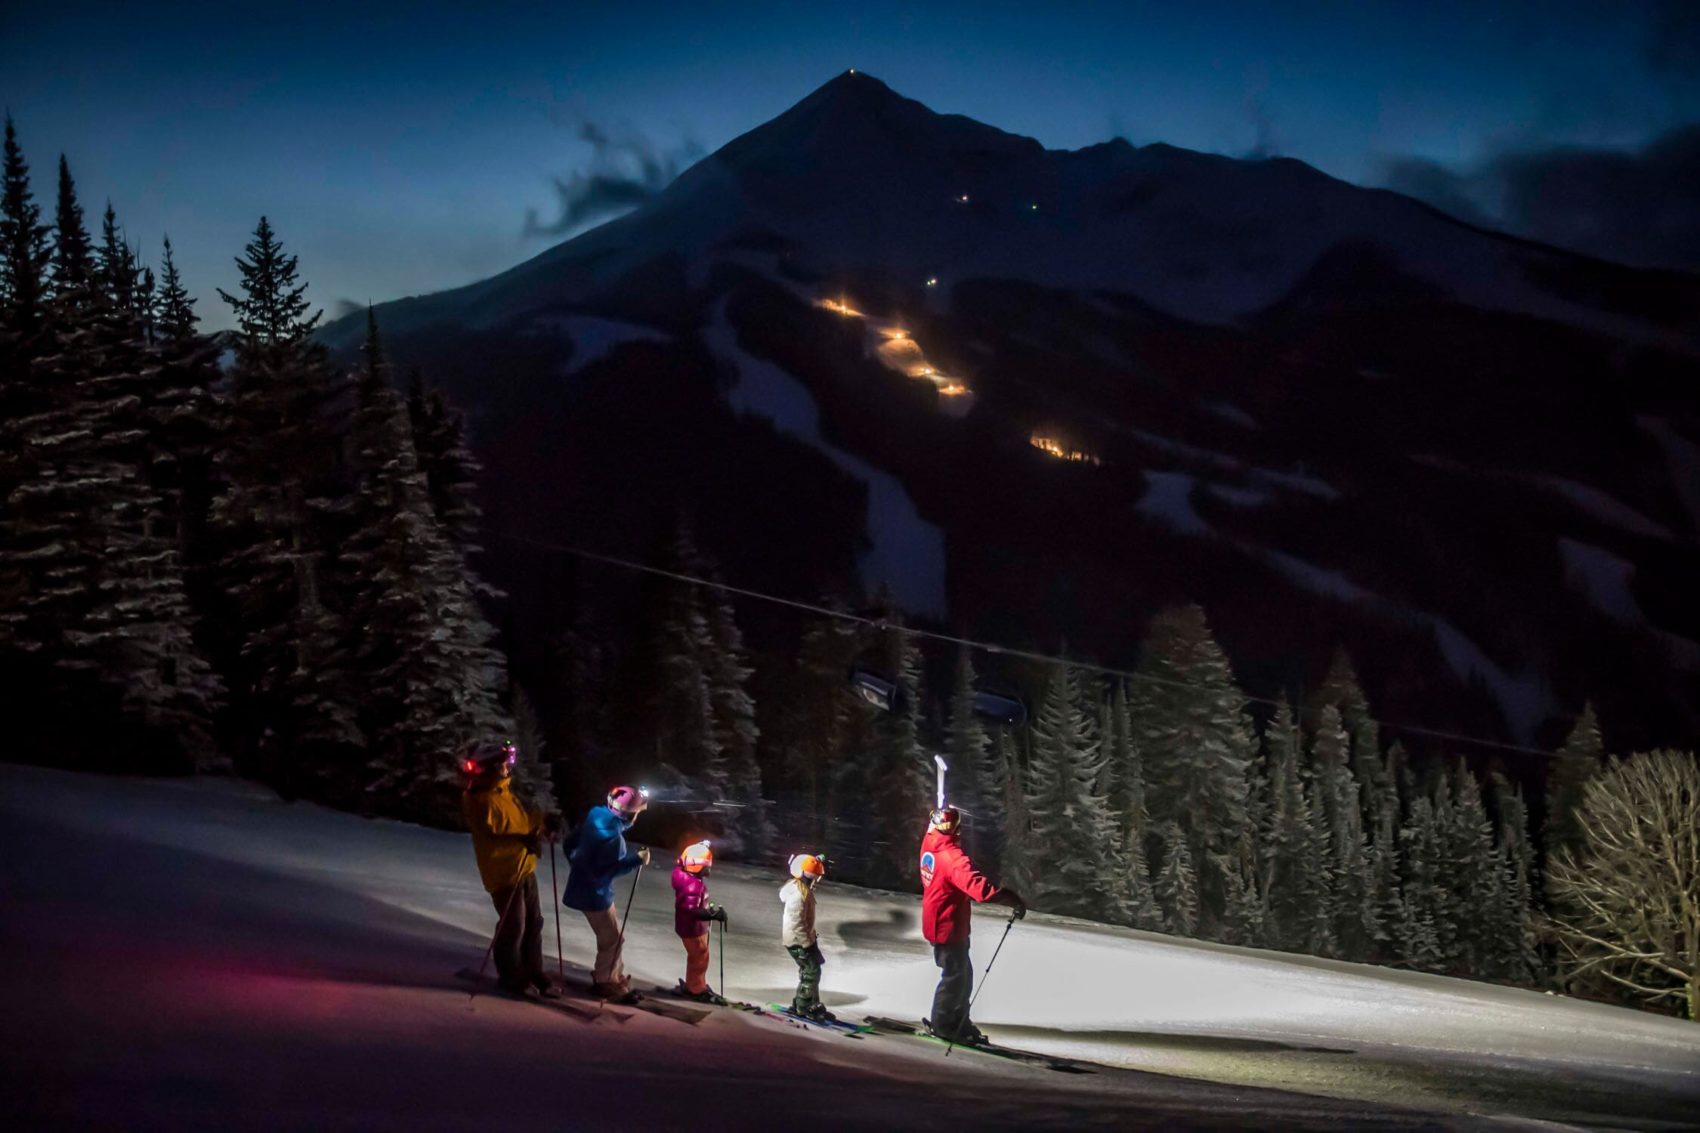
[707,905,728,925]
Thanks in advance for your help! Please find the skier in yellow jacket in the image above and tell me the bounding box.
[461,740,561,996]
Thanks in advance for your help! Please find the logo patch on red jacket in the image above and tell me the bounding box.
[919,850,935,886]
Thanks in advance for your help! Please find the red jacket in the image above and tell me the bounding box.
[919,828,999,946]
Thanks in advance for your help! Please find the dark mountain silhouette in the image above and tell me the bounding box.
[321,71,1700,761]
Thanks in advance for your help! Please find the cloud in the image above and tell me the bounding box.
[524,120,703,239]
[1379,123,1700,272]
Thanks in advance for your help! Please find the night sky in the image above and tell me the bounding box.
[5,0,1696,329]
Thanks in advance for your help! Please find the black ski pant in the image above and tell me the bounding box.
[787,943,823,1010]
[489,872,545,991]
[930,939,973,1037]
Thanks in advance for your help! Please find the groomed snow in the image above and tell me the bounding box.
[4,765,1695,1132]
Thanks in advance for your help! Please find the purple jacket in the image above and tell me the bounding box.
[671,866,711,938]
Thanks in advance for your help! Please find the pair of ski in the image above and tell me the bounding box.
[647,984,871,1038]
[455,969,710,1025]
[862,1016,1092,1074]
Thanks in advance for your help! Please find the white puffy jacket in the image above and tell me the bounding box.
[778,879,817,948]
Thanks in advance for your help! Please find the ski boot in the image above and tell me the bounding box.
[594,980,643,1006]
[924,1018,988,1046]
[798,1002,838,1024]
[531,976,563,1000]
[676,980,727,1006]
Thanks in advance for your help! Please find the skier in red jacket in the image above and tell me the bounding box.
[918,805,1025,1045]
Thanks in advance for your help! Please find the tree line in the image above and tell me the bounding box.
[0,119,525,822]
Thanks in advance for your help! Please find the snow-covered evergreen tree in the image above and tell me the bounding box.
[210,216,357,781]
[1106,680,1161,929]
[701,570,774,859]
[946,645,996,863]
[1491,776,1540,982]
[1155,821,1199,936]
[1259,701,1328,950]
[1312,704,1377,956]
[406,370,485,566]
[1441,761,1503,974]
[1026,664,1124,920]
[0,117,51,338]
[0,174,219,767]
[1544,702,1603,883]
[1397,792,1447,972]
[1131,604,1254,931]
[865,603,930,886]
[340,309,510,819]
[990,727,1036,896]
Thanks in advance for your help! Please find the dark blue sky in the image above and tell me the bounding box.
[5,1,1695,328]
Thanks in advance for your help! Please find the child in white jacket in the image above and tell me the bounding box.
[779,853,831,1020]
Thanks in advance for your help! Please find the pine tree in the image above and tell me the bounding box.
[1312,704,1378,957]
[946,645,997,864]
[1257,701,1328,951]
[702,572,773,858]
[1,183,219,766]
[406,372,485,563]
[1491,776,1539,983]
[866,604,930,886]
[1440,761,1502,974]
[209,216,353,781]
[0,118,51,336]
[1026,664,1123,919]
[154,236,196,339]
[1155,822,1199,936]
[49,158,93,307]
[1544,702,1603,882]
[1106,681,1161,928]
[341,308,511,818]
[990,728,1036,896]
[1130,605,1254,932]
[95,203,141,314]
[1397,793,1446,972]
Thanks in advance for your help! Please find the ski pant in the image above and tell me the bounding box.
[489,873,544,991]
[930,939,973,1038]
[582,906,627,990]
[787,943,823,1010]
[681,932,710,994]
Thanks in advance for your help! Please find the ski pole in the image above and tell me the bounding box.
[717,917,726,1001]
[474,873,527,987]
[945,909,1019,1057]
[549,838,565,980]
[615,860,644,962]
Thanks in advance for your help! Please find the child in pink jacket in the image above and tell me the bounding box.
[671,841,727,1004]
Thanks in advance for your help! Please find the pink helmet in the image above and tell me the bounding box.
[608,785,649,822]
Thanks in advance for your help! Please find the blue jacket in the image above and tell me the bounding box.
[563,805,643,912]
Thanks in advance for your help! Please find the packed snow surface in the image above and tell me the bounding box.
[5,766,1697,1132]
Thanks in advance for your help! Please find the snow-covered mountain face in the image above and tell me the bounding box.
[324,72,1700,757]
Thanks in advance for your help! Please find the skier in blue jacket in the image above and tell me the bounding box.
[563,785,650,1002]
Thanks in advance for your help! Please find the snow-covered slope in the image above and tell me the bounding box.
[5,765,1696,1131]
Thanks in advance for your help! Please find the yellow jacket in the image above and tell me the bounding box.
[463,779,543,894]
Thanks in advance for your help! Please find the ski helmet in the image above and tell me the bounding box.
[461,739,518,777]
[607,785,649,822]
[789,853,826,882]
[929,806,961,835]
[679,840,713,874]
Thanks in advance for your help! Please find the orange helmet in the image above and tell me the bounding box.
[789,853,826,881]
[679,840,713,874]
